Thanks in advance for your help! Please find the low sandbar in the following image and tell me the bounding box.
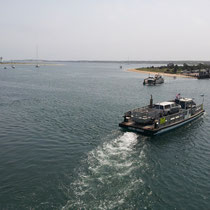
[128,69,194,78]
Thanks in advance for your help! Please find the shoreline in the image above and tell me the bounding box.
[0,63,64,66]
[127,69,194,78]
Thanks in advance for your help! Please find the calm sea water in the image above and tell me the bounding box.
[0,62,209,209]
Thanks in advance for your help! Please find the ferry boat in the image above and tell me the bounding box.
[119,95,204,135]
[143,74,164,85]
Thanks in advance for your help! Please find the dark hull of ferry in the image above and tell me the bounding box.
[119,110,204,136]
[143,79,164,86]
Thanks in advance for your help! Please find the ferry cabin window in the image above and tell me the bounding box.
[180,101,186,109]
[186,101,194,108]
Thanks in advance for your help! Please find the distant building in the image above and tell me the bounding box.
[197,69,210,79]
[182,70,190,74]
[191,70,200,73]
[167,63,174,68]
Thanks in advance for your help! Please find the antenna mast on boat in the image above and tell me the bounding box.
[35,45,40,68]
[150,95,153,108]
[200,94,205,104]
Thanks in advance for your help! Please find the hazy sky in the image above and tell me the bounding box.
[1,0,210,60]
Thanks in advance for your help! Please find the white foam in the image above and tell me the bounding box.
[62,132,149,209]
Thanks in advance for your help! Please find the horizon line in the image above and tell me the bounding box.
[2,59,210,63]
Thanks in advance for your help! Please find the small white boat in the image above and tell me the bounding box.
[143,74,164,85]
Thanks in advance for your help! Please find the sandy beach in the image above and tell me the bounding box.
[128,69,194,78]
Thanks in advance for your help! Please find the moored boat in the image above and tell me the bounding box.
[143,74,164,85]
[119,95,204,135]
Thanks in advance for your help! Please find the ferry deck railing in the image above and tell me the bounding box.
[157,104,203,128]
[130,106,161,122]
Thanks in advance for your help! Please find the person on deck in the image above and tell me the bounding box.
[176,93,181,100]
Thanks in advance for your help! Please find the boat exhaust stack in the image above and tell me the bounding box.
[150,95,153,108]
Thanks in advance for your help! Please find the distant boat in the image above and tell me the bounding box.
[120,65,122,69]
[11,65,15,69]
[143,74,164,85]
[4,67,7,69]
[35,45,40,68]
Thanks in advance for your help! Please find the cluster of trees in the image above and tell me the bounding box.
[166,63,210,74]
[182,63,210,71]
[143,62,210,74]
